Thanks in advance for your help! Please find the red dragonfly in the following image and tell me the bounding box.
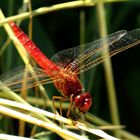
[1,21,140,116]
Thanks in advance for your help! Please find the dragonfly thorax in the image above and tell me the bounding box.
[54,69,83,97]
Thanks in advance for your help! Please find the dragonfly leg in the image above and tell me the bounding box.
[66,94,75,119]
[52,96,63,116]
[52,96,69,127]
[66,94,82,125]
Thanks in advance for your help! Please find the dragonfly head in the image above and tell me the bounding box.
[73,92,92,113]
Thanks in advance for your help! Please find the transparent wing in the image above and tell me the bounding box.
[51,30,127,70]
[0,66,55,91]
[51,29,140,74]
[1,29,140,91]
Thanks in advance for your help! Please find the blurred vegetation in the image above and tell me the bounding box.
[0,0,140,140]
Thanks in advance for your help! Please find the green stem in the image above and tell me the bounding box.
[96,2,120,137]
[28,0,33,39]
[0,0,129,26]
[6,0,14,70]
[87,114,140,140]
[80,9,86,86]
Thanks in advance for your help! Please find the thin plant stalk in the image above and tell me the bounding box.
[80,8,86,87]
[28,0,33,39]
[19,0,33,136]
[96,2,120,137]
[0,98,120,140]
[79,6,86,137]
[0,38,11,56]
[6,0,14,71]
[87,114,140,140]
[0,0,129,26]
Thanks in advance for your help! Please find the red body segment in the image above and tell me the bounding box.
[53,71,83,97]
[9,21,60,77]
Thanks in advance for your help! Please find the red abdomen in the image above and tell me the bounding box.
[9,21,59,77]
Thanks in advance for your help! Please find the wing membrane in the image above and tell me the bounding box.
[73,29,140,74]
[51,29,140,74]
[51,30,127,72]
[1,29,140,91]
[0,67,55,91]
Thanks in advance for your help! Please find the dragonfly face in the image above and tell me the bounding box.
[74,92,92,113]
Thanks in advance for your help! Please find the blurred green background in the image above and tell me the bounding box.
[0,0,140,139]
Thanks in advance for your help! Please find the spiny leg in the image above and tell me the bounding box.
[66,94,78,125]
[52,96,63,118]
[66,94,74,119]
[52,96,69,127]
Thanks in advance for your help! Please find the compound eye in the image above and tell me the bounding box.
[74,93,92,113]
